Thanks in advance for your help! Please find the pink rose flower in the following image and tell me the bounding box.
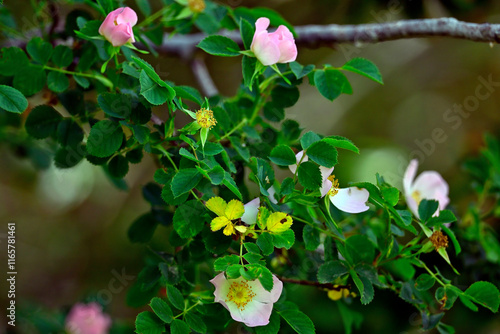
[403,159,449,218]
[98,7,138,47]
[250,17,297,66]
[210,272,283,327]
[65,302,111,334]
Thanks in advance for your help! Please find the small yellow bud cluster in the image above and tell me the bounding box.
[196,108,217,129]
[430,230,449,250]
[188,0,206,13]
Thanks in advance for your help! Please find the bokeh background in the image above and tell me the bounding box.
[1,0,500,333]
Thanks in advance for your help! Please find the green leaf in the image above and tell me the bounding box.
[98,93,132,119]
[131,124,150,144]
[242,55,257,89]
[317,260,349,283]
[415,274,436,291]
[337,302,363,334]
[25,105,62,139]
[464,281,500,312]
[243,252,263,264]
[47,71,69,93]
[257,232,274,255]
[150,297,173,324]
[272,229,295,249]
[197,35,241,56]
[271,86,300,109]
[132,56,175,99]
[290,62,315,79]
[306,139,338,168]
[54,145,85,169]
[314,69,352,101]
[239,18,255,50]
[302,225,320,251]
[244,242,261,254]
[167,285,185,311]
[297,161,322,191]
[173,200,206,239]
[13,66,46,96]
[206,166,225,185]
[418,199,439,222]
[135,311,165,334]
[226,264,243,279]
[280,177,295,195]
[135,0,152,16]
[128,213,158,243]
[258,266,274,291]
[342,57,383,84]
[0,47,29,76]
[214,255,240,271]
[426,210,457,227]
[140,70,172,105]
[51,45,73,67]
[222,172,243,200]
[170,319,190,334]
[87,120,124,158]
[0,85,28,114]
[56,119,83,147]
[185,312,207,334]
[381,187,399,207]
[441,224,461,256]
[269,145,296,166]
[279,308,315,334]
[229,136,250,162]
[108,155,129,179]
[174,86,202,105]
[171,168,202,198]
[26,37,53,65]
[324,136,359,154]
[300,131,321,150]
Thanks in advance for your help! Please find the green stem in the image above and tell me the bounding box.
[136,7,170,28]
[219,118,247,141]
[39,65,103,80]
[292,215,343,241]
[419,260,446,287]
[173,301,202,319]
[240,238,244,265]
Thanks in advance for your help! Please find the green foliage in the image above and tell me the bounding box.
[5,3,500,334]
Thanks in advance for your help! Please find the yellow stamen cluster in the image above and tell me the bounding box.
[411,190,422,205]
[226,281,256,310]
[430,230,449,250]
[196,108,217,129]
[327,175,340,197]
[188,0,206,13]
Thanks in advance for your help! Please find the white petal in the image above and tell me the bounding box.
[403,159,418,196]
[319,166,334,182]
[210,273,230,303]
[238,300,273,327]
[247,275,283,303]
[330,187,369,213]
[242,198,260,225]
[267,186,278,204]
[320,178,332,198]
[289,150,307,175]
[412,171,450,216]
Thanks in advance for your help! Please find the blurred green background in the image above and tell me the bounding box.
[1,0,500,333]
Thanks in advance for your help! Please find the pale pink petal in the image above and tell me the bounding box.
[248,275,283,303]
[65,302,111,334]
[251,32,280,66]
[412,171,449,216]
[115,7,138,26]
[330,187,369,213]
[405,193,419,218]
[242,198,260,225]
[403,159,418,196]
[320,178,333,198]
[238,301,273,327]
[289,150,308,175]
[267,185,278,204]
[274,25,294,40]
[319,166,334,182]
[254,17,270,35]
[108,24,134,46]
[210,272,230,303]
[276,39,297,63]
[98,13,115,37]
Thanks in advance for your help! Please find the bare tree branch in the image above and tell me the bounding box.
[190,56,219,97]
[151,18,500,58]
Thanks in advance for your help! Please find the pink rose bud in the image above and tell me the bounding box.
[65,302,112,334]
[98,7,138,47]
[250,17,298,66]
